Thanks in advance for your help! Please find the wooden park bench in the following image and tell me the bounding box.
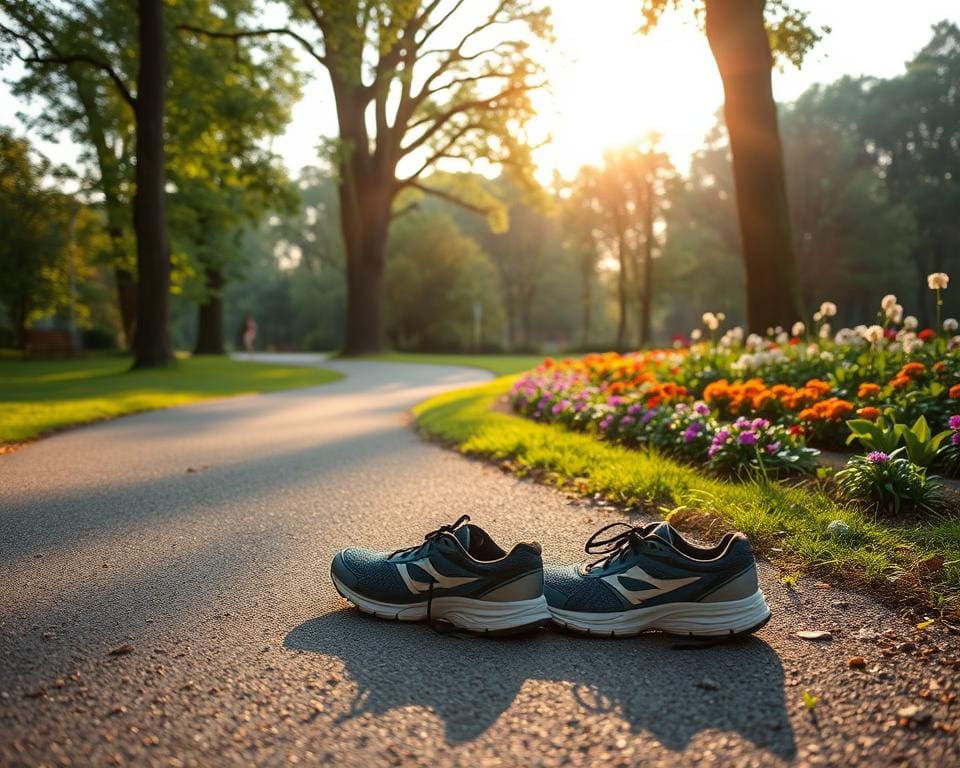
[25,329,77,358]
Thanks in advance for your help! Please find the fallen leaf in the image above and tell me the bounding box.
[796,630,832,641]
[802,690,818,711]
[847,656,866,669]
[916,619,935,630]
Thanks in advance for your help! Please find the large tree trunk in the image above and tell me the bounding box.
[705,0,802,333]
[195,266,226,355]
[131,0,172,368]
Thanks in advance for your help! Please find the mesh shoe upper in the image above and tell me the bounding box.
[331,518,544,605]
[544,522,759,612]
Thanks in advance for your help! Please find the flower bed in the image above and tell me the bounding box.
[510,278,960,512]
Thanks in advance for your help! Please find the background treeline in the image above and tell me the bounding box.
[4,21,959,353]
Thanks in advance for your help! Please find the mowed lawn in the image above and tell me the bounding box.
[0,354,342,444]
[364,352,547,376]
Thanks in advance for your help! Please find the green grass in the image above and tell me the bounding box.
[0,354,342,444]
[357,352,548,377]
[413,377,960,615]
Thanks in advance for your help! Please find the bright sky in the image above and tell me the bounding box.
[3,1,958,181]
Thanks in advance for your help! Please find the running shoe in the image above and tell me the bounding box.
[330,515,551,634]
[544,521,771,637]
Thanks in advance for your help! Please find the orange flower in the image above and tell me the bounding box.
[857,383,881,398]
[934,361,948,374]
[899,362,926,378]
[950,384,960,399]
[798,398,854,422]
[890,374,912,389]
[856,406,881,421]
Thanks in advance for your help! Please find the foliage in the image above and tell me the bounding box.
[834,450,943,515]
[638,0,828,69]
[385,212,504,351]
[0,355,342,444]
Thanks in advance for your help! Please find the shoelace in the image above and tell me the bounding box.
[388,514,471,635]
[583,521,656,571]
[387,514,471,559]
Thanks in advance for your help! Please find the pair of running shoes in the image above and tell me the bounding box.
[330,515,771,638]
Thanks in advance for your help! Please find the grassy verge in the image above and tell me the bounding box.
[413,377,960,617]
[357,352,546,376]
[0,354,342,445]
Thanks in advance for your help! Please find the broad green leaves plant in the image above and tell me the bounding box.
[845,416,901,454]
[899,415,952,469]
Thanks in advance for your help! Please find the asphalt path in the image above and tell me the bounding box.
[1,355,958,767]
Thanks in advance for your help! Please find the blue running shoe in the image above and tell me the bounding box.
[330,515,551,634]
[544,521,771,637]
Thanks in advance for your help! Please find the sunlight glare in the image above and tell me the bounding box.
[529,2,723,180]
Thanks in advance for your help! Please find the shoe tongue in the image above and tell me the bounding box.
[649,521,675,546]
[453,525,472,551]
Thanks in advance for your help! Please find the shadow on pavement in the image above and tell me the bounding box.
[284,610,795,758]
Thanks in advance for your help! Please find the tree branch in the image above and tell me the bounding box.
[0,20,136,109]
[177,24,327,67]
[401,179,493,215]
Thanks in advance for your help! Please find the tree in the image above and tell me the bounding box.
[166,11,301,355]
[385,212,503,350]
[781,78,917,322]
[0,130,67,347]
[0,0,172,366]
[640,0,826,332]
[860,21,960,323]
[185,1,550,354]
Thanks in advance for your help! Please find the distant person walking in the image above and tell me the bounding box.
[242,315,257,354]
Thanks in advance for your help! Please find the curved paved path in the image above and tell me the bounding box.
[1,356,957,767]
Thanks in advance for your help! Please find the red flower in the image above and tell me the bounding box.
[788,337,800,346]
[919,329,936,341]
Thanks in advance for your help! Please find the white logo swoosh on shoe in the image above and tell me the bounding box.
[396,557,478,594]
[601,565,699,605]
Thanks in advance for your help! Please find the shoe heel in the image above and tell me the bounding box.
[656,590,772,637]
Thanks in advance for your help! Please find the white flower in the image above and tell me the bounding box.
[885,303,903,324]
[702,312,719,331]
[903,336,925,353]
[813,311,823,323]
[819,301,837,317]
[776,331,788,345]
[881,294,897,311]
[944,318,958,333]
[819,350,834,362]
[904,315,918,330]
[690,328,703,341]
[791,321,805,337]
[765,327,775,337]
[716,312,726,322]
[928,272,949,290]
[819,323,831,339]
[746,333,764,351]
[863,325,885,344]
[951,335,960,350]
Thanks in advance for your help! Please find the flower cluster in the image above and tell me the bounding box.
[510,274,960,494]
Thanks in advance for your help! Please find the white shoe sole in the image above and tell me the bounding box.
[549,589,772,638]
[331,572,552,634]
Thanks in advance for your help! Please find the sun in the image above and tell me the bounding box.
[528,2,724,180]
